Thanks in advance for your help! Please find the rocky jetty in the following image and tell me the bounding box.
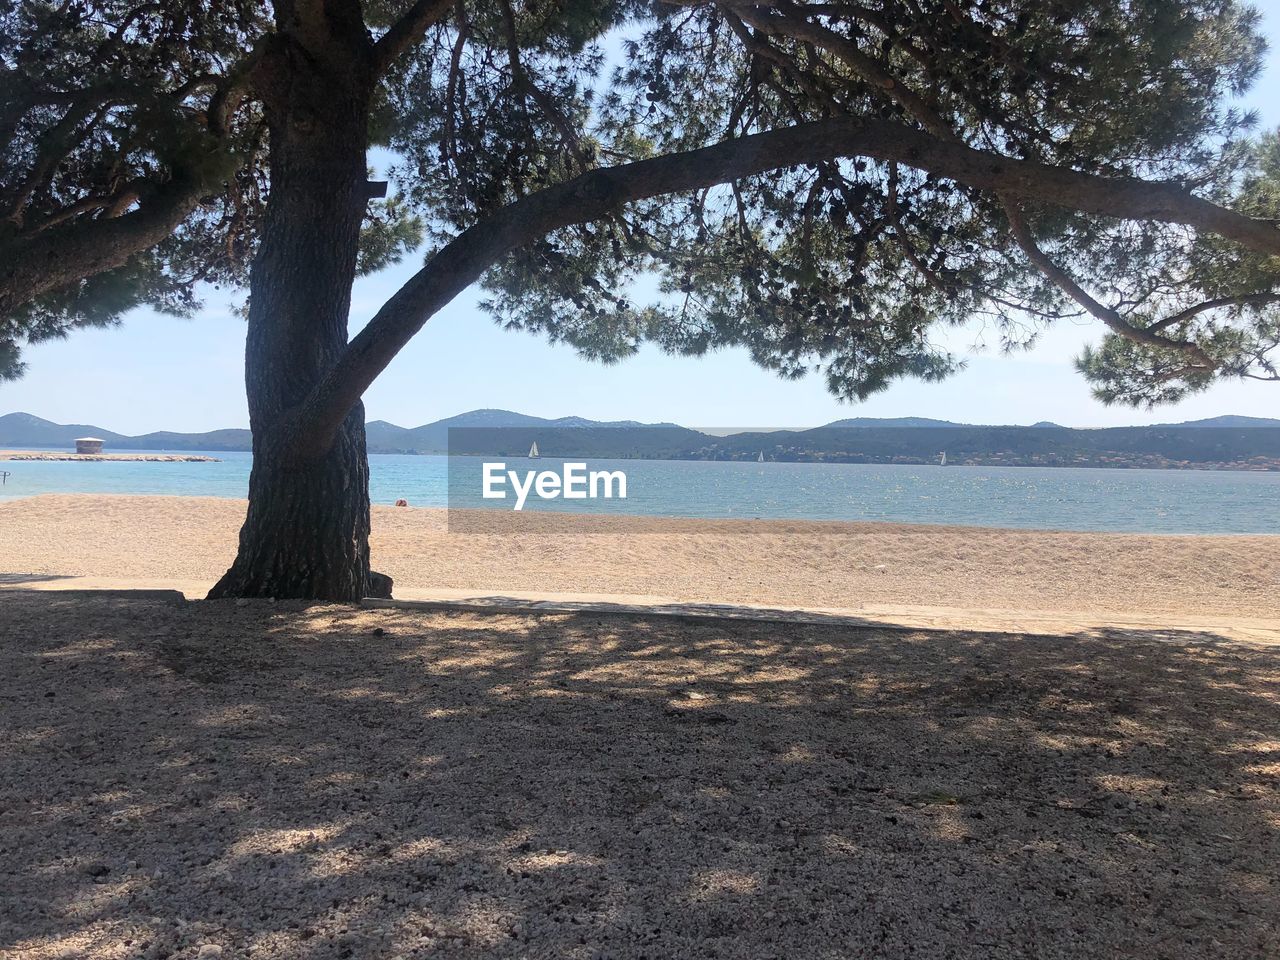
[0,451,220,462]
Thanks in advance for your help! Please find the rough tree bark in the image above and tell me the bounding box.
[208,31,389,601]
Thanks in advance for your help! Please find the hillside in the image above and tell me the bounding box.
[366,409,686,453]
[0,413,128,447]
[4,410,1279,469]
[0,410,691,456]
[710,424,1280,469]
[1165,415,1280,429]
[823,416,967,429]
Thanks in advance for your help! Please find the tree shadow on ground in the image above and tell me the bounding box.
[1,593,1277,959]
[0,573,76,585]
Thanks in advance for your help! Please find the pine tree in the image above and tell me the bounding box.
[3,0,1277,598]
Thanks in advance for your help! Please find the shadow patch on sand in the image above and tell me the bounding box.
[1,593,1278,959]
[0,573,76,585]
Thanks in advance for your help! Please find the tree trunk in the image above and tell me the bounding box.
[209,40,386,602]
[212,410,376,600]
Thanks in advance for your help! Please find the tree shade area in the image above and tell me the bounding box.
[2,0,1278,598]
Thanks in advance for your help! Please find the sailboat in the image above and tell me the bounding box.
[939,451,947,466]
[528,441,539,459]
[757,451,765,463]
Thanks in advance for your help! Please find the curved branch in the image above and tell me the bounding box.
[287,115,1280,455]
[1003,204,1216,368]
[0,169,206,318]
[372,0,454,74]
[20,178,147,235]
[0,34,263,317]
[1147,292,1280,333]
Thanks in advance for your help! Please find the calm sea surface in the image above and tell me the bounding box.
[2,449,1277,534]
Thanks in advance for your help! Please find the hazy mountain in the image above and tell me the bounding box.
[822,416,967,429]
[0,412,127,446]
[705,421,1280,469]
[125,428,254,451]
[366,408,685,453]
[1157,415,1280,428]
[4,410,1279,468]
[1,409,688,455]
[816,416,1280,430]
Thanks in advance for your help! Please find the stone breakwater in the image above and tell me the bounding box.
[0,451,220,462]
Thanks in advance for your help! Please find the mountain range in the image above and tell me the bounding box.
[365,409,688,454]
[3,410,1279,469]
[823,415,1280,430]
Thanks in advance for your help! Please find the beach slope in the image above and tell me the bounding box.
[0,494,1276,620]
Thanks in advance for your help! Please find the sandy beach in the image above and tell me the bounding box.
[3,498,1280,957]
[0,494,1277,621]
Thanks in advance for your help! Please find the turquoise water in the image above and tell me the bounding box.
[0,450,1277,534]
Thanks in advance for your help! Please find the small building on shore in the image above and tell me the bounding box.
[75,437,104,455]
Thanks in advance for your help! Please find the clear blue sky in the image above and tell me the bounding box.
[5,10,1280,434]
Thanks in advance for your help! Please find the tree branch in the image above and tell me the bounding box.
[372,0,454,74]
[284,115,1280,455]
[728,3,957,140]
[1146,292,1280,333]
[4,100,107,226]
[1003,204,1217,368]
[497,0,590,167]
[0,169,207,318]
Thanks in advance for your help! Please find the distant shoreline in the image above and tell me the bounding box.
[4,445,1277,472]
[0,450,220,463]
[381,450,1280,471]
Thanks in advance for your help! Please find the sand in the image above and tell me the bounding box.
[4,497,1279,956]
[0,494,1277,620]
[2,592,1278,958]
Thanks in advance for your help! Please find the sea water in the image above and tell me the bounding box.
[1,450,1277,534]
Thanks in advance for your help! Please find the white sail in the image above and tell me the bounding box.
[529,442,539,458]
[758,451,765,463]
[939,451,947,466]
